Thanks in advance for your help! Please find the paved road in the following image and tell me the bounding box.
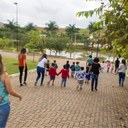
[1,51,128,128]
[7,69,128,128]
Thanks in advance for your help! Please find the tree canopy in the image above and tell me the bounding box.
[77,0,128,59]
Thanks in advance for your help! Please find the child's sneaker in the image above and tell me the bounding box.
[20,83,23,87]
[23,81,27,85]
[76,86,79,90]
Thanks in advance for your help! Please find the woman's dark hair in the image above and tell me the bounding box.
[0,54,4,74]
[93,57,99,63]
[20,48,26,54]
[122,59,126,65]
[39,53,47,62]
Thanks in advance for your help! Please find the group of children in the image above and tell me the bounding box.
[45,60,92,90]
[100,61,117,73]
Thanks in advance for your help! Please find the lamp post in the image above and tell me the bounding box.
[14,2,18,51]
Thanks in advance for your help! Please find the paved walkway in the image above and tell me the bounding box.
[6,68,128,128]
[1,51,128,128]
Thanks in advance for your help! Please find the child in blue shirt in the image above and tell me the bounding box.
[70,62,75,78]
[75,62,80,78]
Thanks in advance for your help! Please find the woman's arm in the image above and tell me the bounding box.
[4,73,22,100]
[88,65,92,73]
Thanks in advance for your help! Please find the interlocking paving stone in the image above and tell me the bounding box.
[2,53,127,128]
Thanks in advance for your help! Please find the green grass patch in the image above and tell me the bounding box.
[3,57,37,75]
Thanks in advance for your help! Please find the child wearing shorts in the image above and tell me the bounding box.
[47,63,57,86]
[77,67,85,90]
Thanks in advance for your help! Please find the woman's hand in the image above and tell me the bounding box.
[19,95,22,101]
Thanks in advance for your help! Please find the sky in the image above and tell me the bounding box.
[0,0,103,28]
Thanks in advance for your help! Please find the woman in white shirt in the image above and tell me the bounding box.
[35,54,47,86]
[118,59,127,86]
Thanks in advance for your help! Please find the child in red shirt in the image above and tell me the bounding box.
[58,65,69,87]
[47,63,57,86]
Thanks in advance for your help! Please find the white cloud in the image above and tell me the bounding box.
[0,0,103,28]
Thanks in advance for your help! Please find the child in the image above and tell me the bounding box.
[65,61,70,70]
[70,62,75,78]
[58,65,69,87]
[111,62,114,73]
[77,67,85,90]
[47,63,57,86]
[53,60,58,69]
[75,62,80,78]
[45,60,50,76]
[85,72,91,84]
[107,61,111,73]
[100,61,105,73]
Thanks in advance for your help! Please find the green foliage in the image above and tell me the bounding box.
[77,0,128,58]
[0,38,15,49]
[112,40,128,59]
[0,19,92,53]
[24,23,36,31]
[25,30,46,53]
[45,36,68,55]
[65,24,80,42]
[4,20,16,31]
[65,43,75,54]
[45,21,59,36]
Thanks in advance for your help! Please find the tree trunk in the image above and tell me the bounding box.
[50,50,51,55]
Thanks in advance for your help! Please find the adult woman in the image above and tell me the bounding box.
[118,59,127,86]
[0,54,22,128]
[89,57,101,91]
[18,48,27,86]
[35,54,47,86]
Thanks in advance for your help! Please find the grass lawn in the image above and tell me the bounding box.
[3,57,37,75]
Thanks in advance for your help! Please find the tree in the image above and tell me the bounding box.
[24,23,36,31]
[65,43,75,58]
[4,20,16,31]
[45,38,55,55]
[88,22,97,33]
[45,36,68,56]
[65,24,80,43]
[0,37,14,49]
[45,21,59,36]
[77,0,128,58]
[87,22,100,48]
[25,30,46,53]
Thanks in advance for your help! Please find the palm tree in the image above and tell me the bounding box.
[24,23,36,31]
[45,21,59,36]
[65,24,80,43]
[4,20,16,31]
[88,22,99,48]
[88,22,96,33]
